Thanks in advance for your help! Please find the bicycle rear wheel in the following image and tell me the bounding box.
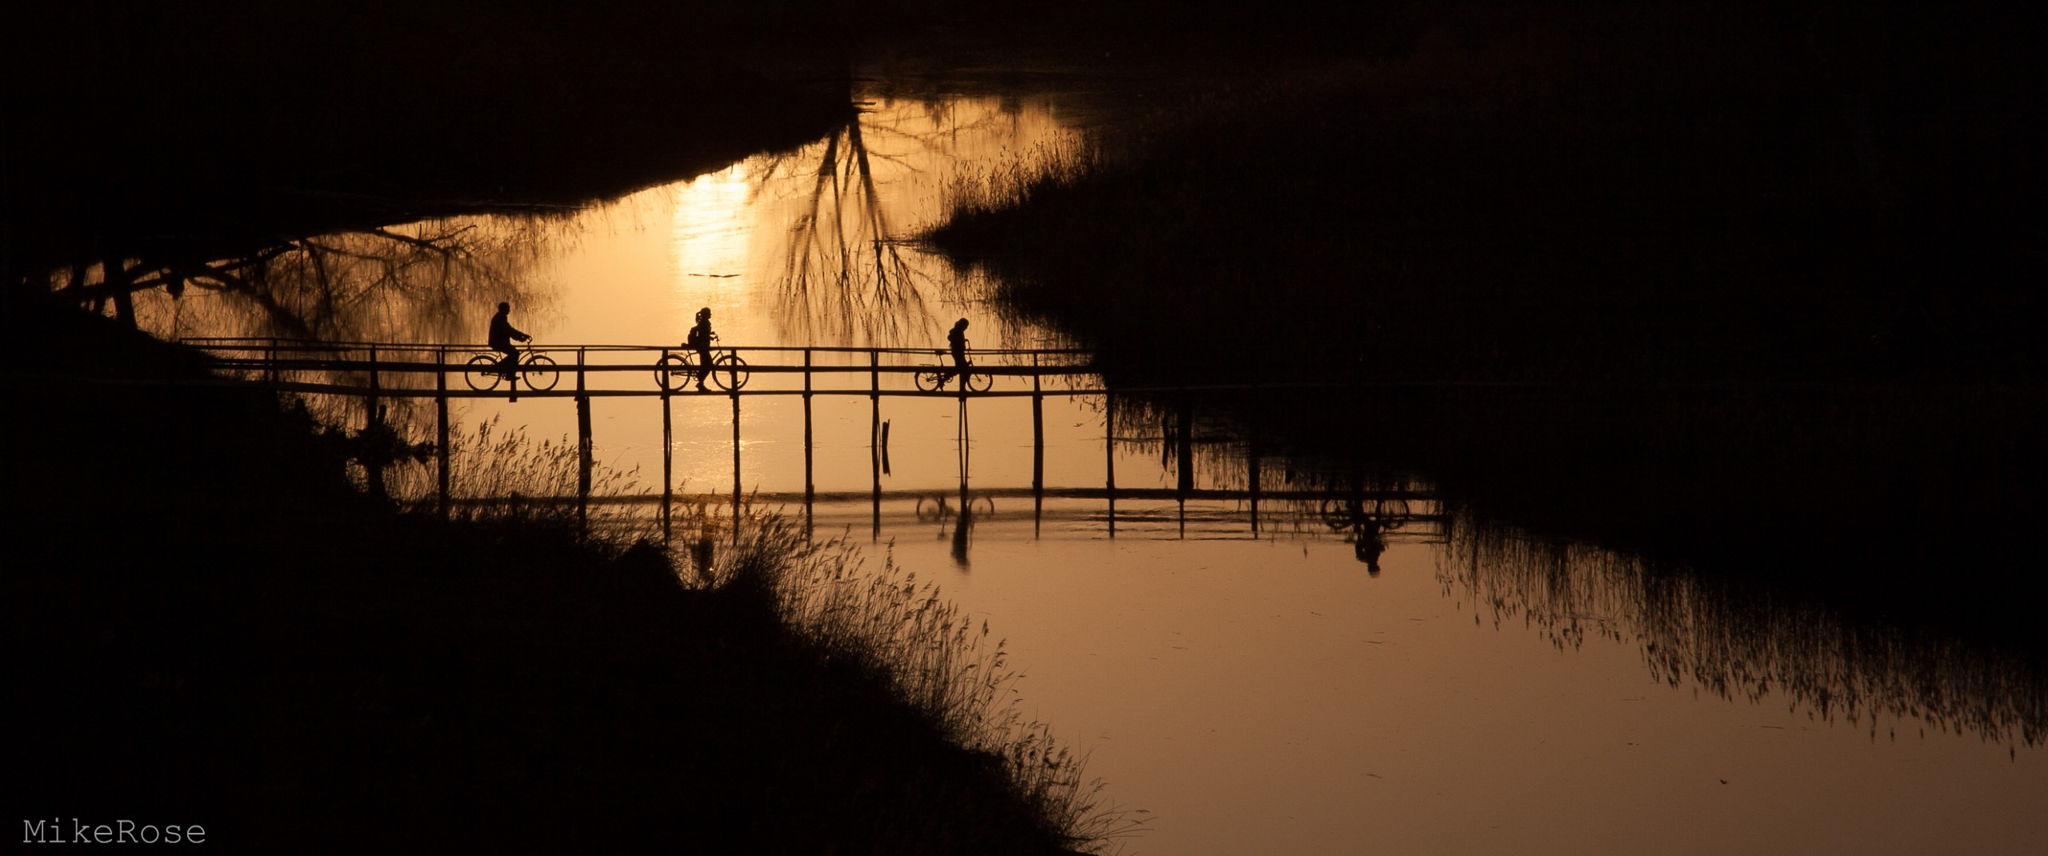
[654,353,691,391]
[465,354,503,390]
[709,353,750,391]
[913,368,943,392]
[523,354,559,391]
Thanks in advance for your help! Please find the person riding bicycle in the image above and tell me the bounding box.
[936,317,970,388]
[488,301,531,380]
[685,306,717,390]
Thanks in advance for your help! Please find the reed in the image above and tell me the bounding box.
[716,508,1143,852]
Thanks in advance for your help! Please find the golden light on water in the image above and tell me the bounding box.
[668,162,756,321]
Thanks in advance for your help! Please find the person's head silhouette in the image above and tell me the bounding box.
[497,301,510,314]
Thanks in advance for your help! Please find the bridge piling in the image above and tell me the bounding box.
[869,349,881,539]
[660,361,673,544]
[1032,353,1044,536]
[436,347,450,520]
[730,389,742,544]
[1247,423,1262,537]
[576,348,592,535]
[802,349,814,534]
[365,346,387,500]
[1104,390,1117,539]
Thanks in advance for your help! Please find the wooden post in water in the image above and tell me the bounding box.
[1247,423,1261,537]
[436,347,450,520]
[575,348,592,535]
[731,388,742,544]
[364,346,387,500]
[1104,389,1116,538]
[956,397,970,495]
[803,349,815,532]
[1177,395,1195,495]
[1032,353,1044,537]
[1031,353,1044,493]
[660,350,673,545]
[870,348,881,539]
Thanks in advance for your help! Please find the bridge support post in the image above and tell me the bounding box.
[436,347,450,520]
[1104,390,1116,539]
[1177,395,1194,495]
[576,348,591,536]
[661,383,672,545]
[364,346,387,501]
[731,390,742,545]
[803,349,814,534]
[1032,353,1043,536]
[1247,423,1261,537]
[870,349,881,540]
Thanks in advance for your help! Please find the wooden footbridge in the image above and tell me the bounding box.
[181,338,1439,545]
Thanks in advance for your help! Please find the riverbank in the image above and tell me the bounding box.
[1,302,1100,853]
[923,4,2048,649]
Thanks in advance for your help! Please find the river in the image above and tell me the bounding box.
[136,70,2047,855]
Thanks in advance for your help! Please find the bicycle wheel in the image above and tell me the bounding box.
[709,352,749,391]
[963,367,993,393]
[522,354,560,391]
[654,353,691,391]
[915,496,948,522]
[1318,498,1354,531]
[1372,497,1412,530]
[913,368,943,392]
[464,354,503,390]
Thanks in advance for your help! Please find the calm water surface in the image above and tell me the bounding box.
[144,75,2047,855]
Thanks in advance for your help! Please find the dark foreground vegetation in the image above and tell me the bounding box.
[927,3,2048,650]
[1,303,1098,853]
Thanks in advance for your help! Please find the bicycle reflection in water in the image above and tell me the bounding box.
[916,494,995,569]
[1320,496,1413,576]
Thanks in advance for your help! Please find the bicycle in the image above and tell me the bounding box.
[915,494,995,523]
[1318,495,1412,533]
[655,338,750,392]
[913,351,992,393]
[464,348,558,392]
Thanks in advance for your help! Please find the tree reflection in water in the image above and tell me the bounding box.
[115,218,560,346]
[753,105,937,349]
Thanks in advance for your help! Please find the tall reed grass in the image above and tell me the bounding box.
[370,409,1133,851]
[715,510,1143,852]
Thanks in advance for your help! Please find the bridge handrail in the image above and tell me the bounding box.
[178,337,1094,357]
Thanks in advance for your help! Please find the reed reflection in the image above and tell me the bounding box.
[1439,510,2048,748]
[1100,388,2047,747]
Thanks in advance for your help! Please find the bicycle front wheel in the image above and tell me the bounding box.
[709,353,750,391]
[523,354,560,391]
[1372,497,1412,530]
[963,368,993,393]
[655,354,691,391]
[465,354,503,390]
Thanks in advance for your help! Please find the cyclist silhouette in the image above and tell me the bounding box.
[685,307,716,390]
[488,301,530,380]
[936,318,970,388]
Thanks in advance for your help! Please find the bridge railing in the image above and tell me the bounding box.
[178,338,1104,398]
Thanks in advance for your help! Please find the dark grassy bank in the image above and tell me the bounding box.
[924,4,2048,647]
[1,302,1096,853]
